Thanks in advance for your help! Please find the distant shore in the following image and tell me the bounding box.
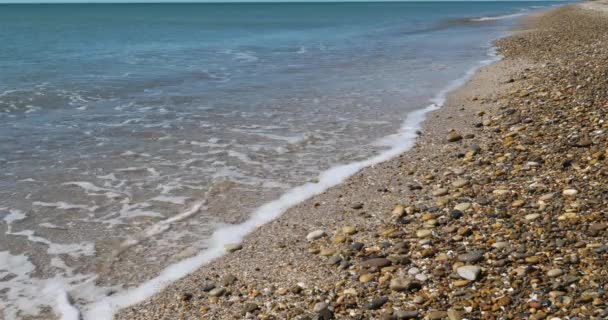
[115,3,608,319]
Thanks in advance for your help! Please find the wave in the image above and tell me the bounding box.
[69,45,502,320]
[470,12,528,22]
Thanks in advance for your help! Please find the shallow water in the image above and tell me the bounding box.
[0,2,565,318]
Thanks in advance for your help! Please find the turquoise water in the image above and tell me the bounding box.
[0,2,566,319]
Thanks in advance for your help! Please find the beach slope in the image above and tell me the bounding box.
[115,3,608,319]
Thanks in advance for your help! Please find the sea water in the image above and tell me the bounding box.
[0,2,566,319]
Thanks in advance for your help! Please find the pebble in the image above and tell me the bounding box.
[452,179,470,188]
[547,268,564,278]
[208,287,226,297]
[361,258,391,268]
[427,310,448,320]
[454,203,471,211]
[562,189,578,197]
[306,230,326,241]
[447,308,462,320]
[525,213,541,221]
[342,226,357,235]
[416,229,432,238]
[432,188,449,197]
[201,282,216,292]
[224,243,243,252]
[393,310,419,319]
[447,133,463,142]
[365,296,389,310]
[457,251,484,263]
[389,278,422,292]
[457,265,481,281]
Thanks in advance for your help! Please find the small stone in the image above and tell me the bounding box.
[224,243,243,252]
[327,255,342,265]
[511,199,525,207]
[447,133,463,142]
[361,258,391,268]
[450,210,463,219]
[331,235,346,244]
[452,179,469,188]
[525,213,541,221]
[562,189,578,197]
[222,274,237,286]
[365,296,389,310]
[243,303,259,314]
[319,248,335,256]
[352,203,364,209]
[492,241,509,249]
[389,278,422,292]
[416,229,432,238]
[359,274,374,283]
[454,203,471,211]
[342,226,357,235]
[392,205,405,217]
[427,310,448,320]
[208,287,226,297]
[433,188,449,197]
[313,302,329,313]
[306,230,326,241]
[457,265,481,281]
[351,242,364,251]
[447,308,462,320]
[457,251,484,263]
[393,310,419,319]
[201,282,216,292]
[547,268,564,278]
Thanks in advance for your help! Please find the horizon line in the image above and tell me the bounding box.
[0,0,575,4]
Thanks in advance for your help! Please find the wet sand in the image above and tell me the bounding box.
[115,3,608,320]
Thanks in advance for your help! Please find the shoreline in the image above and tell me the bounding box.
[110,3,608,319]
[85,45,502,320]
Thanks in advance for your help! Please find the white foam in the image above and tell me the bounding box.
[33,201,93,211]
[471,12,526,22]
[77,47,501,320]
[150,195,189,205]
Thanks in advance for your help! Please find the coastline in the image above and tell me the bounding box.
[110,3,608,320]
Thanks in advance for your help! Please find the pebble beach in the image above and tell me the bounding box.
[115,2,608,320]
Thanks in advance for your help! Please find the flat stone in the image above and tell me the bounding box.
[427,310,448,320]
[359,274,374,283]
[201,282,216,292]
[492,241,509,249]
[457,251,484,263]
[525,213,541,221]
[306,230,326,241]
[361,258,391,268]
[389,278,422,292]
[454,203,471,211]
[547,268,564,278]
[432,188,449,197]
[319,248,336,256]
[393,310,419,319]
[447,133,463,142]
[222,274,237,286]
[447,308,462,320]
[208,287,226,297]
[562,189,578,197]
[243,303,259,314]
[365,296,389,310]
[342,226,357,235]
[416,229,432,238]
[457,265,481,281]
[452,179,469,188]
[224,243,243,252]
[590,223,607,232]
